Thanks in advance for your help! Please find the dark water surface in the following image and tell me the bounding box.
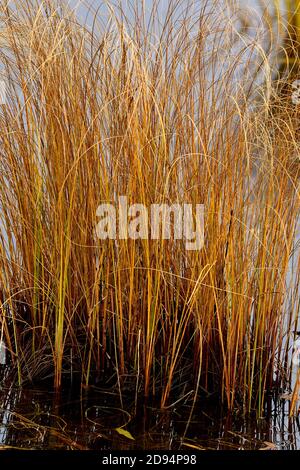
[0,381,299,450]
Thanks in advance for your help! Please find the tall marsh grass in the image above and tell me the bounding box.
[0,0,300,415]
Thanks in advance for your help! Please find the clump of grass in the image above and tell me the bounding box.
[0,0,300,415]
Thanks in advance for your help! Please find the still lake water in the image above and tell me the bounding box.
[1,0,300,450]
[0,383,299,450]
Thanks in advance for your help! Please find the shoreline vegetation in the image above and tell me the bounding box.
[0,0,300,418]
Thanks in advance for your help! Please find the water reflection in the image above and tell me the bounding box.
[0,384,299,450]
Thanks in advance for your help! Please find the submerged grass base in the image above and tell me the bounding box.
[0,383,299,450]
[0,0,300,416]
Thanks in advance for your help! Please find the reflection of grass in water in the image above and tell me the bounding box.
[2,386,294,450]
[0,0,300,417]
